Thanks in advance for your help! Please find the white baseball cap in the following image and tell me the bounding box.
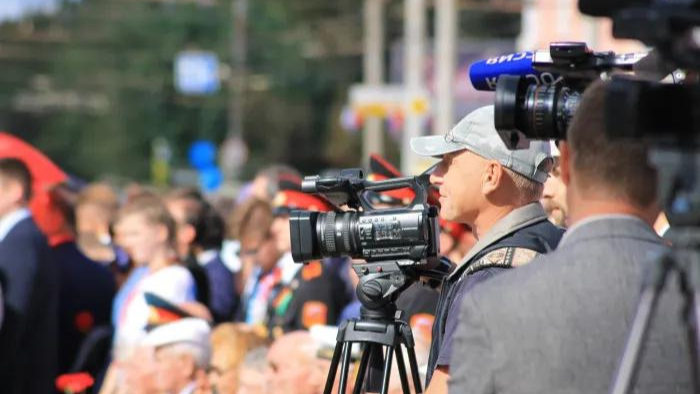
[142,318,211,350]
[410,105,553,183]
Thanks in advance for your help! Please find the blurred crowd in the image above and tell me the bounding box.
[0,79,686,394]
[0,142,477,394]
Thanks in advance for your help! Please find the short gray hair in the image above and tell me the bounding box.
[242,346,269,372]
[504,167,544,205]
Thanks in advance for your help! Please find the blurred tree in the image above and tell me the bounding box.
[0,0,363,181]
[0,0,518,182]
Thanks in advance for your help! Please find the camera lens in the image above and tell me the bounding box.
[316,211,361,258]
[290,207,440,264]
[495,75,581,142]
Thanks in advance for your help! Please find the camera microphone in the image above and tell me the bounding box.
[468,51,561,91]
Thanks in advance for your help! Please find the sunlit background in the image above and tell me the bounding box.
[0,0,642,192]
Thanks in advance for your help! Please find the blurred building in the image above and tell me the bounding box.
[517,0,644,52]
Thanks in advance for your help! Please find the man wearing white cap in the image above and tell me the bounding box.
[541,141,569,227]
[410,105,564,393]
[142,318,211,394]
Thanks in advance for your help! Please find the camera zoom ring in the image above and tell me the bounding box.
[342,214,352,254]
[323,212,337,253]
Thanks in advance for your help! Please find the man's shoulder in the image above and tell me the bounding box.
[460,224,667,317]
[3,217,45,244]
[508,218,565,247]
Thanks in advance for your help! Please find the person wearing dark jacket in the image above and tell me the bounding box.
[166,189,239,323]
[31,183,116,375]
[410,105,563,394]
[268,189,351,336]
[0,158,59,394]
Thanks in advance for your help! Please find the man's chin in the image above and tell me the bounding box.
[547,209,567,227]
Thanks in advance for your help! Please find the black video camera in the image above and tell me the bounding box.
[289,169,450,280]
[578,0,700,149]
[495,42,641,149]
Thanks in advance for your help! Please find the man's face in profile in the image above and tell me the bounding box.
[541,157,568,227]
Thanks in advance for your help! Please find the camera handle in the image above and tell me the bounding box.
[323,264,423,394]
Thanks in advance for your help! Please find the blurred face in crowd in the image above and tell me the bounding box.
[0,174,24,217]
[76,202,111,241]
[430,150,489,225]
[114,212,168,266]
[240,230,279,272]
[237,364,266,394]
[266,332,326,394]
[541,158,568,227]
[251,175,272,201]
[208,363,238,394]
[271,215,292,254]
[166,198,196,258]
[121,347,159,394]
[153,345,198,394]
[208,349,239,394]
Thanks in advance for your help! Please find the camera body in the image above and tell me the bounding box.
[289,169,447,276]
[290,205,439,264]
[493,42,641,149]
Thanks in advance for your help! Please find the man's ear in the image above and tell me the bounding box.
[482,161,503,196]
[157,223,171,245]
[559,141,571,187]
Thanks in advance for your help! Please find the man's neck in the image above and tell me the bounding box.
[471,204,520,240]
[568,194,657,228]
[148,249,175,272]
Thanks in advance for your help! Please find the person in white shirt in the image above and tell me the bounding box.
[112,195,197,360]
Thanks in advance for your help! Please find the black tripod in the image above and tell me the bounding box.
[610,150,700,394]
[323,262,425,394]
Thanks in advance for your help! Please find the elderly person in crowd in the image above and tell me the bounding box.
[237,346,269,394]
[144,318,212,394]
[266,331,330,394]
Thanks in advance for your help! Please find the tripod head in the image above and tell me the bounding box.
[353,257,454,320]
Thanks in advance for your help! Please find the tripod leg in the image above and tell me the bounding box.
[353,345,371,394]
[405,345,423,393]
[324,340,345,394]
[687,293,700,394]
[686,259,700,393]
[610,251,671,394]
[394,345,411,394]
[338,342,353,394]
[381,346,394,394]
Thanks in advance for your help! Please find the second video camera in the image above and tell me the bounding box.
[289,169,444,273]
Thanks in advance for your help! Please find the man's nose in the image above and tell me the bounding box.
[542,178,556,197]
[429,168,444,185]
